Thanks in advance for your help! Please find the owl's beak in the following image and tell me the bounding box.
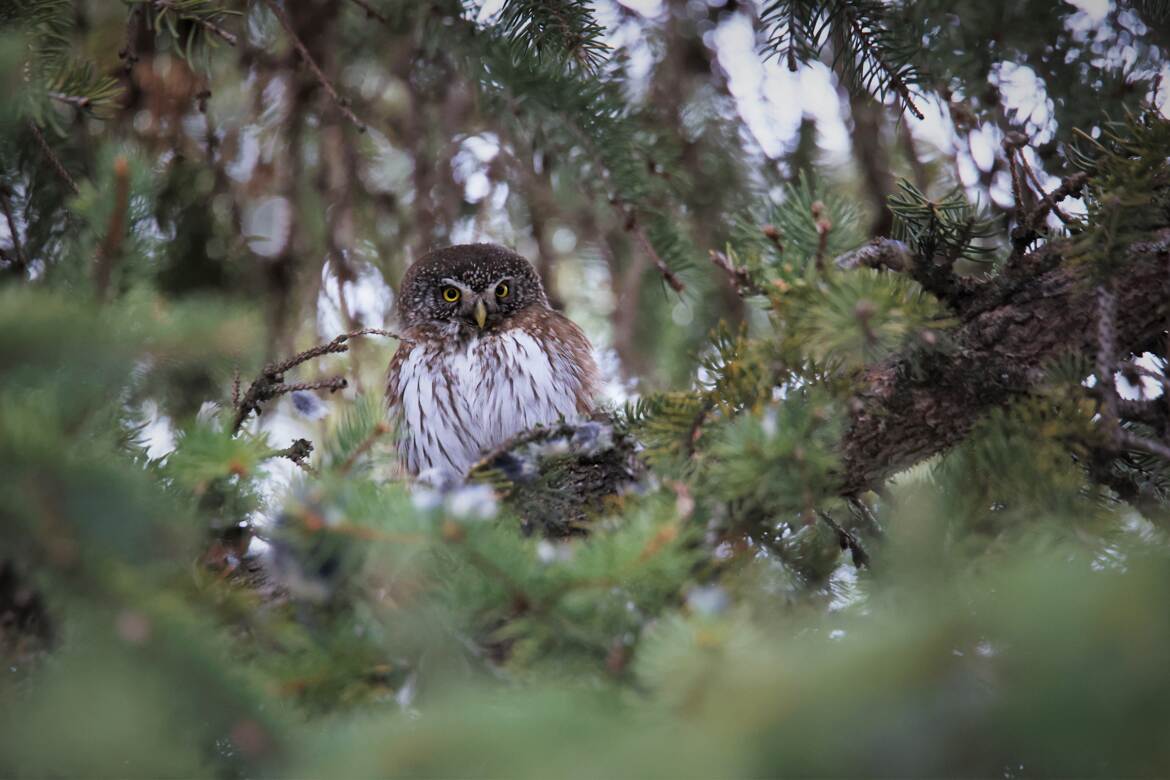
[473,298,488,329]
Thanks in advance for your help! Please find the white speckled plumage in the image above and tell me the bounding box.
[386,244,599,482]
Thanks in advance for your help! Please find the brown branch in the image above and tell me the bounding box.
[835,237,977,305]
[835,237,912,273]
[619,205,686,294]
[1094,283,1121,445]
[28,122,79,195]
[1116,398,1167,428]
[94,156,131,303]
[261,0,366,132]
[1119,431,1170,463]
[786,3,798,72]
[836,5,924,119]
[838,228,1170,495]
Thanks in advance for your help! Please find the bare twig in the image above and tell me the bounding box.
[708,249,762,297]
[48,92,92,110]
[261,0,366,132]
[817,511,870,569]
[620,205,686,293]
[0,186,27,274]
[346,0,391,25]
[232,329,399,433]
[28,122,79,195]
[94,156,131,302]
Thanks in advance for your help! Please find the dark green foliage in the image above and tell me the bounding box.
[1068,110,1170,274]
[761,0,926,117]
[888,179,999,263]
[494,0,608,73]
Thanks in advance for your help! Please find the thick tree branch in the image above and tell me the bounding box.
[838,228,1170,495]
[835,237,979,304]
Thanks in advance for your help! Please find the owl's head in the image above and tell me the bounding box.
[398,243,549,331]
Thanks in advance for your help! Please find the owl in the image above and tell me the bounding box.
[386,243,600,482]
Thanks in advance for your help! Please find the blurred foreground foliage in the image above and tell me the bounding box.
[3,1,1170,778]
[3,287,1170,778]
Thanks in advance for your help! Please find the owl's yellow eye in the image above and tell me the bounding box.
[495,283,509,299]
[442,287,461,303]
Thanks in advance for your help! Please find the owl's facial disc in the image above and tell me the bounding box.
[398,244,549,330]
[438,275,517,330]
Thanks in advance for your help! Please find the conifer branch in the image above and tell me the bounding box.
[829,0,925,119]
[817,510,870,568]
[1119,431,1170,463]
[621,205,686,294]
[28,121,79,195]
[142,0,239,47]
[261,0,366,132]
[839,228,1170,495]
[835,237,976,305]
[709,249,762,297]
[1116,398,1167,428]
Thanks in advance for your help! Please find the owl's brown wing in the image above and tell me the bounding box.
[512,306,600,415]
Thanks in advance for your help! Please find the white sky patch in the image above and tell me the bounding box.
[1066,0,1109,22]
[317,260,396,337]
[140,400,177,461]
[713,12,852,163]
[453,133,501,204]
[243,196,292,257]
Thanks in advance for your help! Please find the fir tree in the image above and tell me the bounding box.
[1,1,1170,777]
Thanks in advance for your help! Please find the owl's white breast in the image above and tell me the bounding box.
[394,328,585,481]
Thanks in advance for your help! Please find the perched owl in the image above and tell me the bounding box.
[386,243,600,482]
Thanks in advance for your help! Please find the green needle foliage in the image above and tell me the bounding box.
[2,1,1170,778]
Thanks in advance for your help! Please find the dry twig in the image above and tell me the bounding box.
[232,328,400,433]
[262,0,366,132]
[28,122,79,195]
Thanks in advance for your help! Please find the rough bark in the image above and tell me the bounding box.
[838,229,1170,495]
